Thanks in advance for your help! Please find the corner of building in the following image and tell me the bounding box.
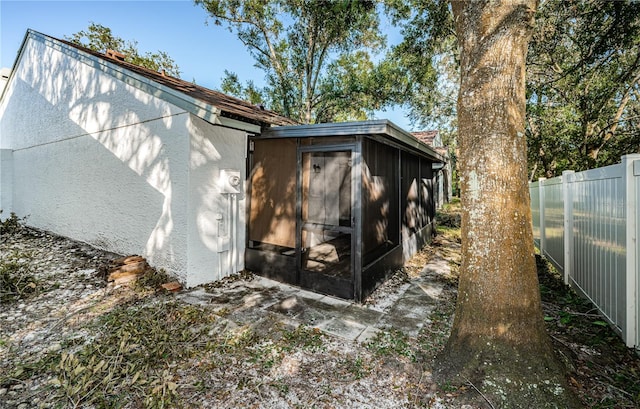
[0,149,13,219]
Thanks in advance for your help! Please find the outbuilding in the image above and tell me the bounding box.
[246,121,444,301]
[0,30,445,300]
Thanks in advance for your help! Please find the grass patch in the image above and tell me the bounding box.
[366,329,416,362]
[243,324,325,371]
[417,303,455,361]
[436,199,461,241]
[280,325,324,352]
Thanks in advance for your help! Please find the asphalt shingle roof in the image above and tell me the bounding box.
[54,35,298,128]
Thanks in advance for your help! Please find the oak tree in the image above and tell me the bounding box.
[435,1,579,407]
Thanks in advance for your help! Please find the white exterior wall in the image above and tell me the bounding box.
[187,115,246,287]
[0,68,10,97]
[0,149,13,217]
[0,34,249,286]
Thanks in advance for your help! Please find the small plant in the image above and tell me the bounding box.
[146,369,179,409]
[0,211,26,236]
[280,325,324,352]
[0,251,39,303]
[270,378,290,396]
[417,303,455,360]
[436,200,462,243]
[366,329,416,361]
[341,355,370,380]
[135,267,173,291]
[436,200,462,229]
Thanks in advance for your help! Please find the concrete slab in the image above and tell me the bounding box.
[296,306,333,326]
[294,288,327,301]
[226,305,270,326]
[317,295,352,309]
[182,237,457,342]
[303,297,351,316]
[237,287,281,310]
[401,282,442,301]
[387,295,435,320]
[341,304,384,327]
[315,317,367,341]
[267,295,306,317]
[177,288,216,306]
[251,276,300,295]
[411,281,445,300]
[376,315,424,337]
[421,257,451,275]
[356,326,382,343]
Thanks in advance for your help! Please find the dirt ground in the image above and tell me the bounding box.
[1,206,639,408]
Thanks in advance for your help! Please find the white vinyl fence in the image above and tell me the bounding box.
[530,154,640,349]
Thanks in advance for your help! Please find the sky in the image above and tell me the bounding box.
[0,0,414,130]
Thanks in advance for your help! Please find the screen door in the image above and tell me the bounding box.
[298,148,355,298]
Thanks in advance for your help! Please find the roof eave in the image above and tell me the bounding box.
[261,119,445,162]
[13,30,265,134]
[0,29,33,105]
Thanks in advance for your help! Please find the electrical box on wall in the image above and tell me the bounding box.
[218,169,242,194]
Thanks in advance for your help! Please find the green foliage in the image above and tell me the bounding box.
[242,324,324,370]
[2,349,61,389]
[527,0,640,179]
[537,254,640,408]
[436,198,461,242]
[366,329,416,361]
[340,355,370,380]
[387,0,639,181]
[382,0,459,193]
[135,267,174,292]
[280,324,324,352]
[66,22,181,77]
[383,0,457,131]
[0,251,39,303]
[220,69,264,105]
[0,211,25,236]
[196,0,395,123]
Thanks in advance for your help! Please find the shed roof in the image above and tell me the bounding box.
[4,30,297,132]
[261,120,445,163]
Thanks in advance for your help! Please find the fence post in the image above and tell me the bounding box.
[538,178,546,256]
[623,154,640,348]
[562,170,574,285]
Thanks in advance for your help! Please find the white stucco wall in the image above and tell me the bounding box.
[1,38,191,278]
[0,33,252,286]
[0,68,10,97]
[0,35,191,280]
[0,149,13,218]
[186,115,247,287]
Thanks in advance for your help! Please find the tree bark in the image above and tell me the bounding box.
[435,1,580,407]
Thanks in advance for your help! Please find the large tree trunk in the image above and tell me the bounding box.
[435,1,579,407]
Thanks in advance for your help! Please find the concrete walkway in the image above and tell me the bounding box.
[177,241,456,342]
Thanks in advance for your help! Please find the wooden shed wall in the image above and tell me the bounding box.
[249,138,297,249]
[362,139,399,265]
